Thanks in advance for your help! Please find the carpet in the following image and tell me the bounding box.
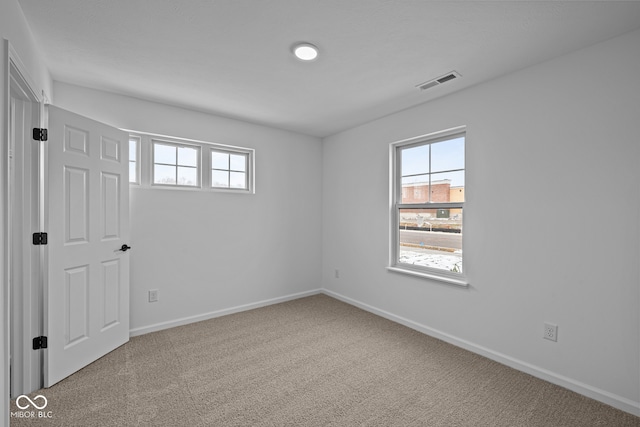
[9,294,639,426]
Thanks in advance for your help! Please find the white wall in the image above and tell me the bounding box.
[53,82,323,333]
[322,29,640,414]
[1,0,52,423]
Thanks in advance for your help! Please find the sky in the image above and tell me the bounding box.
[401,136,465,187]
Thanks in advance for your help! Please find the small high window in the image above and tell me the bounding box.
[211,150,249,190]
[152,141,200,187]
[128,136,140,184]
[128,131,254,193]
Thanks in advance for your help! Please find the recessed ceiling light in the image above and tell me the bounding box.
[293,43,319,61]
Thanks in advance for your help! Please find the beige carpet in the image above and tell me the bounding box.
[10,294,639,426]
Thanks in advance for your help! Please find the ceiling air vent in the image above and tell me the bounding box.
[416,71,461,91]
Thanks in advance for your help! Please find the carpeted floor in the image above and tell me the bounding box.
[10,294,640,426]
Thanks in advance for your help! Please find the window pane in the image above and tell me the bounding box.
[431,136,464,172]
[398,208,462,273]
[154,164,176,184]
[154,143,176,165]
[230,172,246,189]
[129,162,136,183]
[401,173,429,186]
[402,179,429,203]
[230,154,246,172]
[178,146,198,167]
[401,144,429,177]
[212,170,229,187]
[430,171,465,202]
[177,166,197,186]
[211,151,229,170]
[129,139,137,161]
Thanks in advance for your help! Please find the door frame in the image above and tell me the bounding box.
[9,50,43,397]
[2,39,46,413]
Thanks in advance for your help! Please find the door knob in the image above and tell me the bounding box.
[119,244,132,252]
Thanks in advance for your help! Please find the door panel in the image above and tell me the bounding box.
[101,172,120,239]
[64,265,89,347]
[101,259,121,329]
[46,106,130,387]
[64,166,89,243]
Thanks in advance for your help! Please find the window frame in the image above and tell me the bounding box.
[151,139,202,188]
[388,126,468,287]
[125,130,255,194]
[210,147,252,191]
[128,135,141,185]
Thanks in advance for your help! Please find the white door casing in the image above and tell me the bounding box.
[45,106,130,387]
[9,92,41,397]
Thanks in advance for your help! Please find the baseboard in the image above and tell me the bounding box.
[129,288,323,337]
[322,289,640,417]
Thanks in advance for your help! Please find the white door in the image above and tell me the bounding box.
[45,106,130,387]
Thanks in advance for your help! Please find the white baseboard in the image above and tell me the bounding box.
[129,288,322,337]
[322,289,640,417]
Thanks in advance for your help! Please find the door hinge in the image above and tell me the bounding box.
[32,336,48,350]
[33,128,48,141]
[32,232,48,245]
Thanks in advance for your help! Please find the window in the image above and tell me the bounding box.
[128,136,140,184]
[389,127,466,286]
[152,140,200,187]
[127,131,254,193]
[211,149,249,190]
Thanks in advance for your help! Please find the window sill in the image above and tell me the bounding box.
[136,184,253,194]
[386,266,469,287]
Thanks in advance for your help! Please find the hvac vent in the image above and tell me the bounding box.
[416,71,461,91]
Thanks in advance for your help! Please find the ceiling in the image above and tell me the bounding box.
[18,1,640,137]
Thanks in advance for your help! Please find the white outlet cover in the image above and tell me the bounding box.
[149,290,158,302]
[544,323,558,341]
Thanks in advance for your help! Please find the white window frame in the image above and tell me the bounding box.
[388,126,468,287]
[125,130,255,194]
[151,139,202,188]
[210,147,253,191]
[128,135,141,185]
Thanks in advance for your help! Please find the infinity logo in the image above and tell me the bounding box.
[16,395,48,410]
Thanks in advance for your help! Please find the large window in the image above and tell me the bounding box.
[389,127,466,285]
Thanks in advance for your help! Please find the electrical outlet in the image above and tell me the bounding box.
[335,269,340,279]
[544,323,558,342]
[148,289,158,303]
